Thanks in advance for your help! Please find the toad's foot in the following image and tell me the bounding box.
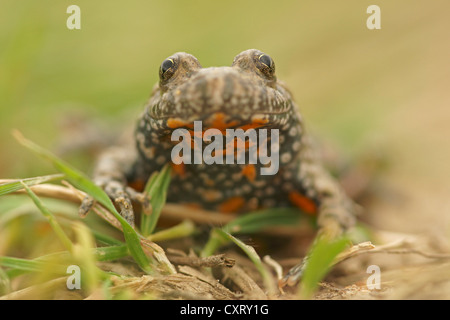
[79,181,151,228]
[280,208,353,288]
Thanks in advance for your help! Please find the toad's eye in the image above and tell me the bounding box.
[255,53,275,79]
[161,58,174,73]
[159,58,178,82]
[259,54,273,69]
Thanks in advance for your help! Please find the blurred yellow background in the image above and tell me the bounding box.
[1,0,449,237]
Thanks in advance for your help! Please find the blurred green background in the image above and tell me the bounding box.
[1,0,450,236]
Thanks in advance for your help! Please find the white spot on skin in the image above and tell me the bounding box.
[282,182,293,192]
[265,187,275,196]
[254,190,264,198]
[223,180,234,188]
[246,197,259,210]
[252,180,267,188]
[242,184,252,193]
[302,177,312,190]
[216,173,226,181]
[196,187,205,195]
[156,155,166,165]
[136,133,155,159]
[289,127,297,137]
[183,182,193,190]
[262,199,276,207]
[202,190,223,202]
[232,173,242,181]
[283,170,293,180]
[281,152,291,164]
[307,189,315,198]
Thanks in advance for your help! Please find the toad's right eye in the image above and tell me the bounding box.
[159,58,177,82]
[161,59,174,73]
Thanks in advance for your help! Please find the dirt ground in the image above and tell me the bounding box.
[314,9,450,298]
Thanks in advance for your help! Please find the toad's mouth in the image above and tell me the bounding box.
[165,112,270,132]
[148,109,290,135]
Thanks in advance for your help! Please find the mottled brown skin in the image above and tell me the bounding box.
[91,49,358,285]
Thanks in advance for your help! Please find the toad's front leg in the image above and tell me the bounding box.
[281,141,358,287]
[80,146,146,227]
[281,198,357,287]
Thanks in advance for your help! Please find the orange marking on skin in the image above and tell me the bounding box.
[183,203,202,209]
[218,136,257,158]
[167,118,194,129]
[203,190,222,202]
[218,196,246,213]
[288,191,318,215]
[170,162,185,177]
[238,118,269,131]
[204,178,215,187]
[241,164,256,182]
[128,179,145,192]
[209,112,239,131]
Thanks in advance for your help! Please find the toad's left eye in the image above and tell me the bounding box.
[254,53,275,79]
[259,54,273,69]
[159,57,178,83]
[160,58,174,74]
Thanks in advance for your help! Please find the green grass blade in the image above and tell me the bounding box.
[94,245,128,261]
[200,228,230,258]
[21,181,74,253]
[214,229,276,294]
[0,267,10,295]
[13,131,117,214]
[13,131,153,274]
[147,219,195,242]
[0,245,129,280]
[0,174,64,196]
[4,261,71,280]
[72,222,103,293]
[223,207,302,234]
[141,164,172,236]
[91,230,125,246]
[4,269,26,279]
[201,208,304,257]
[0,256,48,272]
[40,246,129,263]
[300,235,349,299]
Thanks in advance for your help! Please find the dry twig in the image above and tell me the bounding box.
[168,253,235,268]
